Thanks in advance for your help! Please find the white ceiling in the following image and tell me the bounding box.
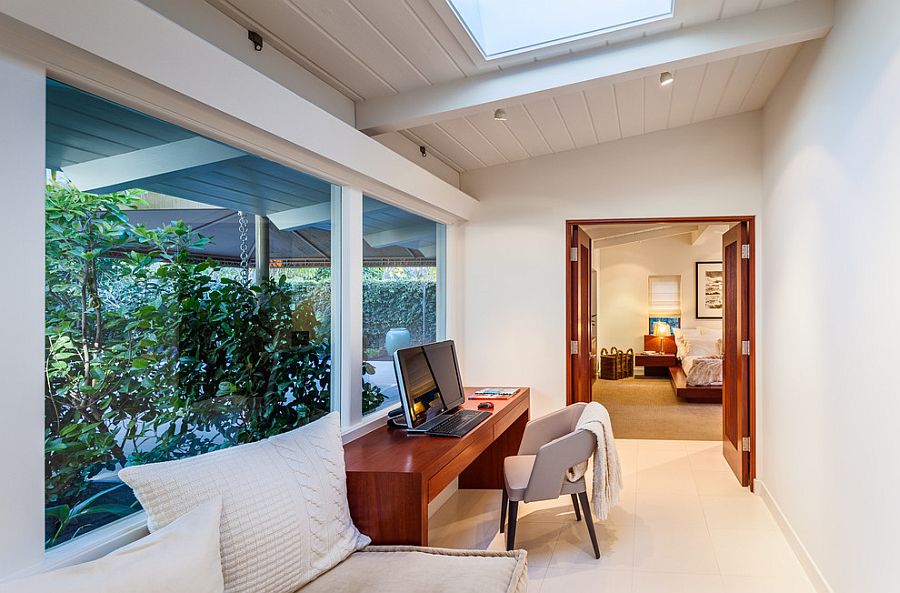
[198,0,828,173]
[395,44,801,171]
[205,0,799,102]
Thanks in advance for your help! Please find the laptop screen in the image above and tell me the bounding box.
[394,340,466,429]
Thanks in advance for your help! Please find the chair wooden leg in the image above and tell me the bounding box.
[500,489,508,533]
[505,500,519,551]
[571,493,582,521]
[577,492,601,559]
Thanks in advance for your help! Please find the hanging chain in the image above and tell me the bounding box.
[237,210,250,282]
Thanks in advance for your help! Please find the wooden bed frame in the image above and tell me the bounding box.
[643,335,722,403]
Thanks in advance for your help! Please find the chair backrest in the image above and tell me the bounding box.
[521,405,596,502]
[516,402,587,456]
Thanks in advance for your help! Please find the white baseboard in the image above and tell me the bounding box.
[755,479,834,593]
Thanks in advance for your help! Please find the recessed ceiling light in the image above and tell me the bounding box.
[493,108,508,121]
[659,71,674,87]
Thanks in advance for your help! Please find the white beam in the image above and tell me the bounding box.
[268,202,331,231]
[365,223,435,249]
[356,0,832,133]
[596,226,697,249]
[691,224,710,245]
[0,0,479,222]
[270,200,391,231]
[62,137,243,193]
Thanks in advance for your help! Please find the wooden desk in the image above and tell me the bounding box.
[344,387,530,545]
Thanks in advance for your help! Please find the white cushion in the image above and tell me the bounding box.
[683,337,722,358]
[673,328,702,359]
[119,412,369,593]
[0,498,224,593]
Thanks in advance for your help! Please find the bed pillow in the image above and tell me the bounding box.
[683,337,722,358]
[0,498,223,593]
[700,327,723,340]
[119,412,370,593]
[673,328,702,359]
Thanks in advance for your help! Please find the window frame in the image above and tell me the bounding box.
[30,79,450,568]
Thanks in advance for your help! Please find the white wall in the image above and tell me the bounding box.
[0,51,45,576]
[761,0,900,591]
[596,232,723,358]
[459,113,763,419]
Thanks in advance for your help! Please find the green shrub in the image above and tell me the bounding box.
[43,181,382,546]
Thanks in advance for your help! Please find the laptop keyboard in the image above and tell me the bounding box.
[427,409,491,437]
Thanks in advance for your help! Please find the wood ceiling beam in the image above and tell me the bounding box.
[356,0,832,134]
[364,223,435,248]
[269,200,390,231]
[62,137,244,193]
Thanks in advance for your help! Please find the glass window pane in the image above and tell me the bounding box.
[44,80,336,547]
[361,196,441,417]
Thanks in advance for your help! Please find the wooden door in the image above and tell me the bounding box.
[567,226,593,405]
[722,223,751,485]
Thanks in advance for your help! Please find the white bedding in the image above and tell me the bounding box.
[682,355,723,386]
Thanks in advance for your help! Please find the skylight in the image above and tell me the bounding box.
[446,0,675,59]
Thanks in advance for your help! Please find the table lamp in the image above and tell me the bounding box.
[653,321,671,354]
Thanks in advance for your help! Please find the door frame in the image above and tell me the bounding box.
[565,216,757,487]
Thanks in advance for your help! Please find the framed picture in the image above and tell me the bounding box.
[696,261,723,319]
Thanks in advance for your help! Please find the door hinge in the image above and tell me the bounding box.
[570,247,578,262]
[741,244,751,259]
[742,437,751,452]
[741,340,751,355]
[570,340,579,355]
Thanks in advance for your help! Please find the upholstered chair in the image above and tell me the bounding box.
[500,402,600,559]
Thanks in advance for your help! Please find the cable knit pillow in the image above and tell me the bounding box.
[0,498,224,593]
[119,412,370,593]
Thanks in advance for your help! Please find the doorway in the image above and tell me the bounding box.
[565,217,756,487]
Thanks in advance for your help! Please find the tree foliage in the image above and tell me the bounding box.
[44,180,386,546]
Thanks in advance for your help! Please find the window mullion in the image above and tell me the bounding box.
[337,186,363,427]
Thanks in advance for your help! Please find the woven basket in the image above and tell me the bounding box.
[599,347,634,380]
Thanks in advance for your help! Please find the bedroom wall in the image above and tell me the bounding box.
[760,0,900,591]
[458,112,763,418]
[595,231,723,360]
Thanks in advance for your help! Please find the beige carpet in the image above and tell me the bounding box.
[594,376,722,441]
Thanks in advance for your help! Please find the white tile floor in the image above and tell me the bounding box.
[428,439,815,593]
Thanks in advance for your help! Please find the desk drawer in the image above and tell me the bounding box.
[493,396,529,438]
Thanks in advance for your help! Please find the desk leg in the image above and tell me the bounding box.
[459,412,529,489]
[346,472,428,545]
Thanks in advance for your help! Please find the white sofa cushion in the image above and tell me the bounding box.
[0,497,224,593]
[300,546,528,593]
[119,412,370,593]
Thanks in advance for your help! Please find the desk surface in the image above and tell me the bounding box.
[343,387,531,545]
[344,387,529,476]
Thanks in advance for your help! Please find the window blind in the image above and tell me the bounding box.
[648,275,681,316]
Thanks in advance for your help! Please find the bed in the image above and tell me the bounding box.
[643,332,723,403]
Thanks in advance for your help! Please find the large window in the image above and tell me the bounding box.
[43,81,337,547]
[361,197,441,417]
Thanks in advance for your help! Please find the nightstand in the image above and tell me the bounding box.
[635,353,677,377]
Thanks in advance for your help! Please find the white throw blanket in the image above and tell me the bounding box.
[566,402,623,520]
